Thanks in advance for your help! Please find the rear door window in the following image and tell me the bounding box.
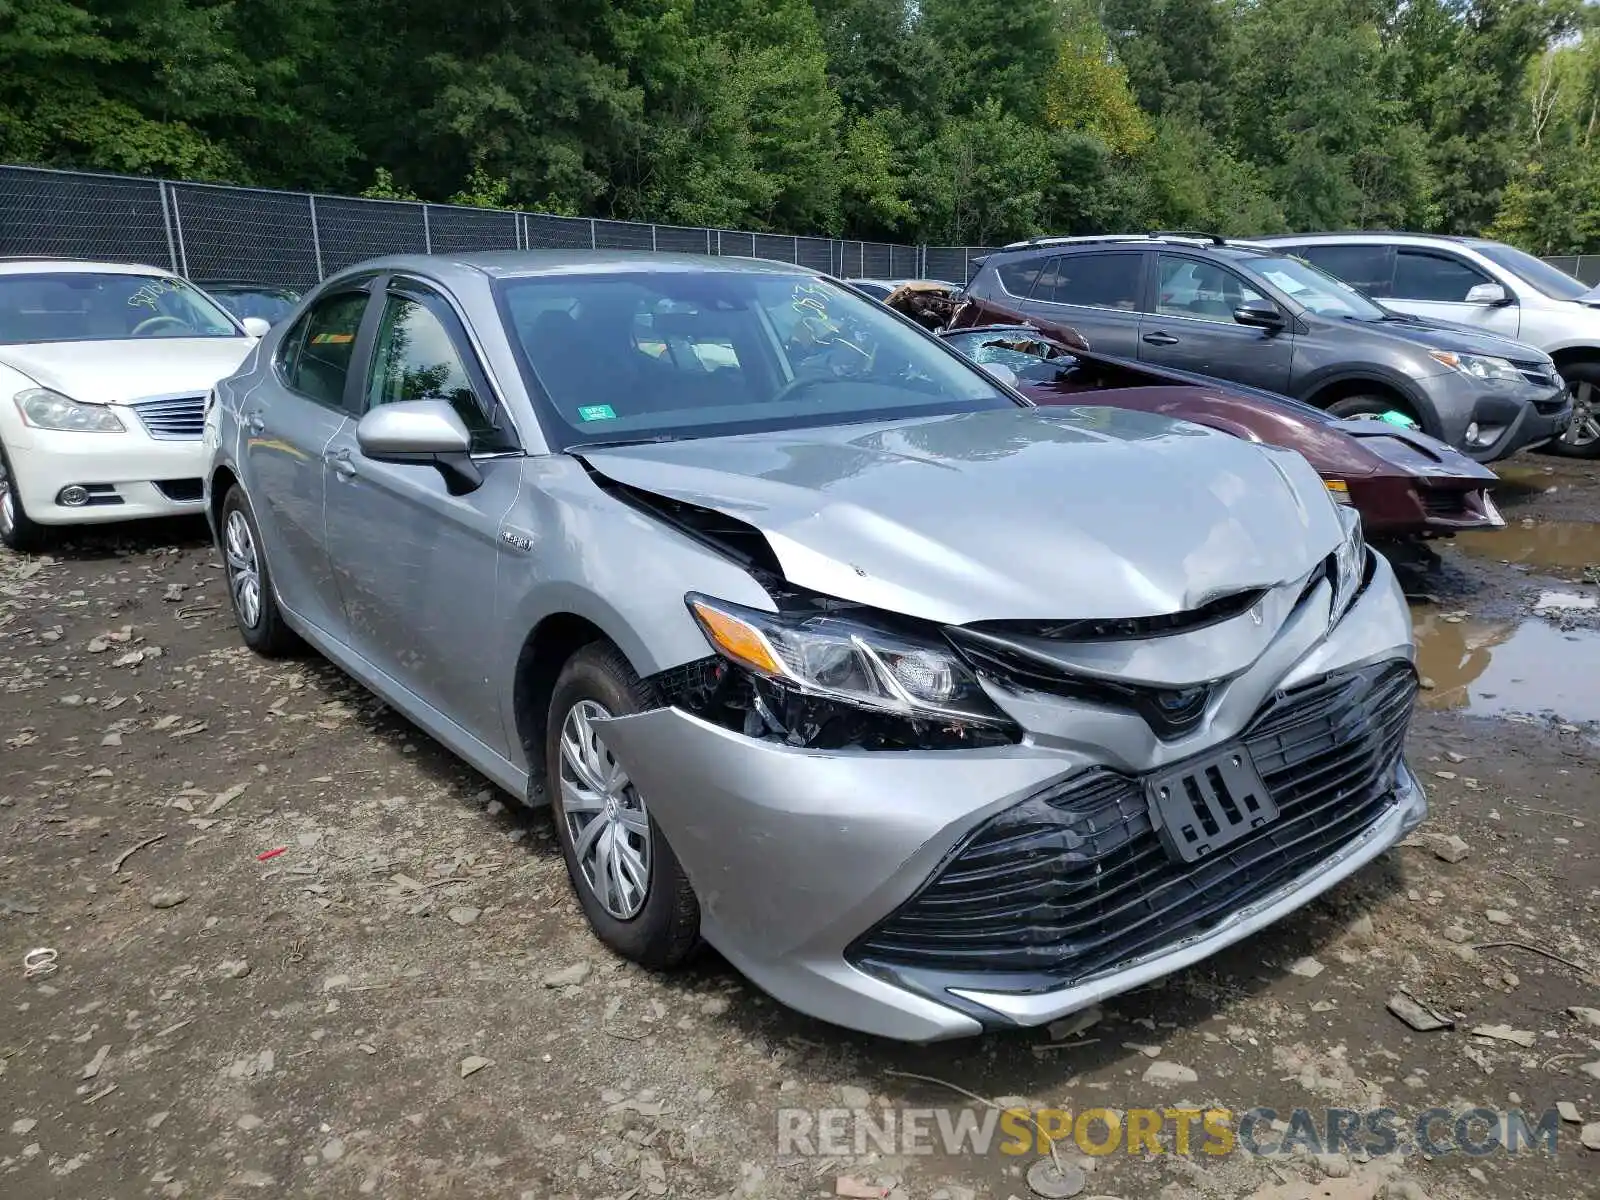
[1295,244,1394,297]
[995,259,1046,298]
[1034,253,1143,311]
[280,292,369,410]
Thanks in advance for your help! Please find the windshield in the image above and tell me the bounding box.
[1469,241,1589,301]
[496,271,1017,449]
[206,286,301,326]
[941,329,1076,384]
[1246,255,1389,320]
[0,272,242,345]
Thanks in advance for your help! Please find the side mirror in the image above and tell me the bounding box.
[1465,282,1511,306]
[979,361,1019,388]
[355,400,481,494]
[241,316,272,337]
[1233,301,1287,330]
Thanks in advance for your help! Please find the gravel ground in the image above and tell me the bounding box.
[3,456,1600,1200]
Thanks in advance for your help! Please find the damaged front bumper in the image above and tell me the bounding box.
[596,555,1424,1043]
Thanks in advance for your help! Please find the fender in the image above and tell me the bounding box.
[1292,366,1440,438]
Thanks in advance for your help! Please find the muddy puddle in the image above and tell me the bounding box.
[1450,519,1600,577]
[1412,602,1600,723]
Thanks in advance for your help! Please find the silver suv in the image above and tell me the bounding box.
[202,251,1423,1041]
[1258,233,1600,456]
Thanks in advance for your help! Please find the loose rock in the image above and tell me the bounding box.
[839,1085,871,1109]
[447,906,481,927]
[1288,956,1325,978]
[10,1118,37,1135]
[542,961,592,988]
[1569,1006,1600,1028]
[1558,1101,1582,1123]
[459,1055,490,1078]
[149,890,188,910]
[1142,1061,1198,1084]
[1471,1024,1536,1048]
[218,960,251,980]
[1484,909,1514,926]
[1386,993,1453,1032]
[1582,1123,1600,1152]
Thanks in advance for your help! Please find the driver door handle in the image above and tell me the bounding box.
[1142,332,1180,346]
[244,411,265,435]
[326,448,357,481]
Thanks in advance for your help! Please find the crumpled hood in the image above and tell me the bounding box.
[0,338,256,405]
[582,407,1344,624]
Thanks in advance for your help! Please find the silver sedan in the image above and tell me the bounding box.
[203,251,1424,1041]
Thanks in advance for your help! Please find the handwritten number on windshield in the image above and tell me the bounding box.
[127,278,185,311]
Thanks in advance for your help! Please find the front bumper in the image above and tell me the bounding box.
[4,415,207,525]
[598,554,1421,1042]
[1418,373,1572,463]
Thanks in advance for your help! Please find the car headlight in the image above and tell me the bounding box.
[14,388,125,433]
[686,593,1010,727]
[1328,505,1367,624]
[1428,350,1522,384]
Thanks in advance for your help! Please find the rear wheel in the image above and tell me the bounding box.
[0,440,49,554]
[1547,362,1600,458]
[219,486,300,657]
[546,642,699,969]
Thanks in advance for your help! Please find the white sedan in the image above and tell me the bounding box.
[0,260,272,551]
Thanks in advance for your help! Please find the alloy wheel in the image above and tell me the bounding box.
[559,699,651,920]
[223,509,262,629]
[0,455,12,539]
[1563,380,1600,449]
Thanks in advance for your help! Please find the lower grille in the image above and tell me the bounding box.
[131,394,206,440]
[1420,489,1468,517]
[154,478,204,503]
[849,661,1416,987]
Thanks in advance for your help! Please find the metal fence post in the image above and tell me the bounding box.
[793,235,800,265]
[158,181,179,275]
[589,218,597,250]
[717,230,723,257]
[168,187,191,278]
[422,204,432,254]
[651,224,658,252]
[706,229,712,256]
[308,195,325,280]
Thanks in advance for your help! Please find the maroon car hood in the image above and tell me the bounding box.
[1021,381,1392,478]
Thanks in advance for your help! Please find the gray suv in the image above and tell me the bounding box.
[202,251,1423,1041]
[1257,232,1600,457]
[960,235,1571,462]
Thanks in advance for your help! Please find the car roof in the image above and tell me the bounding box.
[1252,232,1483,248]
[985,235,1279,261]
[0,258,173,277]
[336,249,826,284]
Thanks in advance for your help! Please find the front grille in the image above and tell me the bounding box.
[946,630,1216,739]
[849,661,1416,987]
[130,394,206,440]
[1512,360,1560,390]
[1420,489,1468,517]
[153,478,204,503]
[1533,391,1570,414]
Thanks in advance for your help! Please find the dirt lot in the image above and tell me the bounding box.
[3,458,1600,1200]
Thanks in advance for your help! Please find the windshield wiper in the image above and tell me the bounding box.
[567,434,686,451]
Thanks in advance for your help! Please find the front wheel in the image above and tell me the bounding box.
[1547,363,1600,458]
[546,642,699,969]
[0,441,50,554]
[1325,395,1420,427]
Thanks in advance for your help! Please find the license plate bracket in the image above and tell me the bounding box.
[1145,743,1277,864]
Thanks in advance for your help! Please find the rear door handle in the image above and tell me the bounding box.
[244,411,265,434]
[1142,332,1180,346]
[327,448,357,481]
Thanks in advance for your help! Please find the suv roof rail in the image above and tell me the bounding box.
[995,234,1149,252]
[1148,230,1227,245]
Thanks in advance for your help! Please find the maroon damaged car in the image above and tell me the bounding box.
[942,323,1504,539]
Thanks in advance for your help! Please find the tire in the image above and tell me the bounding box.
[219,486,300,657]
[0,440,51,554]
[546,641,700,969]
[1325,394,1420,427]
[1546,362,1600,458]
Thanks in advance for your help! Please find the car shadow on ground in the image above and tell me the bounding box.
[22,513,214,561]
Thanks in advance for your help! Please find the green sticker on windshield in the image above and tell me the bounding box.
[577,404,617,422]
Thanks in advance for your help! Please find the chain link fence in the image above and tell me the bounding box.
[7,164,1586,289]
[0,164,929,287]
